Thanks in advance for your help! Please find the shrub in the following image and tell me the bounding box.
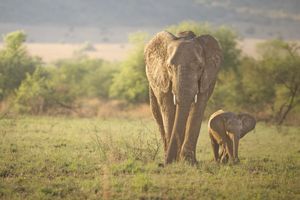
[109,32,149,103]
[14,67,53,114]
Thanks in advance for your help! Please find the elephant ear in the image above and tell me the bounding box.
[238,113,256,139]
[144,31,176,93]
[197,35,222,93]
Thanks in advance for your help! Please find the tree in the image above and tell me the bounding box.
[0,31,40,100]
[257,40,300,124]
[237,57,276,115]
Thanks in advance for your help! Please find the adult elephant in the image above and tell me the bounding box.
[144,31,222,164]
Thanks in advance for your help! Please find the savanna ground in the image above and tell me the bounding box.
[0,115,299,199]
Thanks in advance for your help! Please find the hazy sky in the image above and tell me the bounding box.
[0,0,299,42]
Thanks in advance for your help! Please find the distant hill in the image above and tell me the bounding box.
[0,0,299,42]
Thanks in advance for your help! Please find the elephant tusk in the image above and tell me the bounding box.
[194,94,198,103]
[173,94,176,105]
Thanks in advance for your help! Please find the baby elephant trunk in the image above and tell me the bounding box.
[228,132,240,163]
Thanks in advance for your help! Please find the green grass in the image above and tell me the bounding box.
[0,116,299,199]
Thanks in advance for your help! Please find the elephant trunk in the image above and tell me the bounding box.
[165,103,191,164]
[172,65,199,105]
[229,132,240,163]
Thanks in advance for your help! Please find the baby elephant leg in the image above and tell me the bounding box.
[209,131,220,162]
[220,144,229,164]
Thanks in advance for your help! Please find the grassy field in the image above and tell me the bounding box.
[0,116,299,199]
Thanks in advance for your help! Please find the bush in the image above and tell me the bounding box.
[14,67,53,114]
[50,57,118,100]
[109,32,149,103]
[13,57,120,114]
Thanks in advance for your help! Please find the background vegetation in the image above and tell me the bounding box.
[0,21,299,125]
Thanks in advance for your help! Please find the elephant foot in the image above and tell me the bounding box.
[220,154,229,164]
[179,150,197,165]
[232,158,240,164]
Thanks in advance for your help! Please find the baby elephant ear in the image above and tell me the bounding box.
[144,31,176,93]
[238,113,256,139]
[197,35,222,93]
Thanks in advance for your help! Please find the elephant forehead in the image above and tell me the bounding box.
[171,41,199,52]
[227,119,243,131]
[228,117,241,125]
[168,41,202,64]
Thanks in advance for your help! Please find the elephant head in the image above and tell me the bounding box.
[145,31,222,164]
[209,110,256,163]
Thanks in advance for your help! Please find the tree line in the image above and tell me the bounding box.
[0,21,299,125]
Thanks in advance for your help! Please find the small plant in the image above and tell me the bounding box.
[111,159,144,175]
[131,173,153,192]
[92,121,161,163]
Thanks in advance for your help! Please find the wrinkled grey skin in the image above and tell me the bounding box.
[144,31,222,165]
[208,110,256,163]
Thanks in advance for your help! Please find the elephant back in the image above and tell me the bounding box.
[208,109,225,130]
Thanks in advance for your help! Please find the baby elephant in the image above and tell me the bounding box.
[208,110,256,163]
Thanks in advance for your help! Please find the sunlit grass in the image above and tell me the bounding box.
[0,116,299,199]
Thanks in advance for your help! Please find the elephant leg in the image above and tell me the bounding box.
[220,144,229,163]
[209,132,219,162]
[223,137,234,161]
[216,133,233,162]
[151,87,176,161]
[149,88,167,154]
[157,90,176,148]
[180,82,216,163]
[220,153,229,164]
[219,144,225,159]
[180,93,207,163]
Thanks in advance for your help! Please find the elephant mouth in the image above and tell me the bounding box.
[172,92,198,105]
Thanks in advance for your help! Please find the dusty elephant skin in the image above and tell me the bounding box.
[208,110,256,164]
[144,31,222,165]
